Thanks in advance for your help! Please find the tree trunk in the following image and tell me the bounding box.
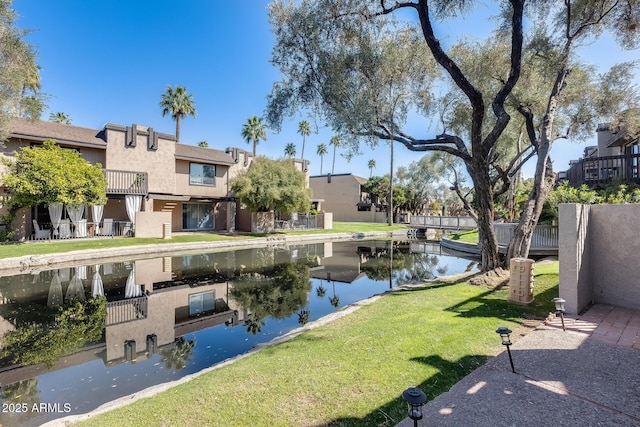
[467,159,501,271]
[507,142,556,260]
[175,115,181,143]
[388,137,394,226]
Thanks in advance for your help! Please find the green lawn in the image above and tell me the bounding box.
[0,222,408,260]
[74,262,559,427]
[0,234,238,259]
[447,229,479,243]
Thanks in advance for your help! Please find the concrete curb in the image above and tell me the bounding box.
[0,230,410,275]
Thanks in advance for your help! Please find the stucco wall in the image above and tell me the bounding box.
[105,125,176,194]
[310,175,386,223]
[174,159,230,198]
[135,211,171,238]
[560,203,640,314]
[589,204,640,309]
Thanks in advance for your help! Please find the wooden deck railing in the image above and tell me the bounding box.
[106,296,148,326]
[104,169,148,195]
[566,153,640,187]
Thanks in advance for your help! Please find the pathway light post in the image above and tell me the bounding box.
[402,387,427,427]
[552,297,566,331]
[496,327,516,373]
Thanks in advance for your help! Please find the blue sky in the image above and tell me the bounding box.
[12,0,639,180]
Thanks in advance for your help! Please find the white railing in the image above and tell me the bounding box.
[410,215,477,230]
[30,220,135,241]
[494,223,558,249]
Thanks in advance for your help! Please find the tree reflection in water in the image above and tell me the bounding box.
[0,297,107,368]
[160,336,196,370]
[230,262,312,334]
[360,241,448,286]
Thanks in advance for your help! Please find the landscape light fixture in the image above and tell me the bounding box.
[402,387,427,427]
[552,297,566,331]
[496,327,516,373]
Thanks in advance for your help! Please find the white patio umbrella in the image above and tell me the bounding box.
[48,202,63,237]
[66,271,86,302]
[91,265,104,298]
[124,265,142,298]
[47,271,63,308]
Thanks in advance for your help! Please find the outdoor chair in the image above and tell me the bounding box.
[32,220,49,240]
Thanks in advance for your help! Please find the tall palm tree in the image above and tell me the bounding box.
[297,120,311,162]
[159,85,197,143]
[316,143,328,174]
[198,140,208,147]
[284,142,296,158]
[368,159,376,177]
[49,112,71,124]
[330,135,340,174]
[241,116,268,157]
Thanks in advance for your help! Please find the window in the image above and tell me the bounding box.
[189,163,215,186]
[189,291,215,316]
[182,203,214,230]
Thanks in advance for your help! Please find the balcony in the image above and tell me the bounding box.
[565,153,640,187]
[104,169,148,195]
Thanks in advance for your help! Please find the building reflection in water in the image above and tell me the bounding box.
[0,240,473,426]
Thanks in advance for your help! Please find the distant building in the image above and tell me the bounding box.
[309,174,387,223]
[563,121,639,187]
[0,119,307,240]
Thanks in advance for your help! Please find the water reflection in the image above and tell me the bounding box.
[0,239,476,426]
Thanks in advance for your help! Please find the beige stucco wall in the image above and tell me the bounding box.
[310,175,386,222]
[560,203,640,314]
[135,211,171,238]
[174,159,230,198]
[105,125,176,194]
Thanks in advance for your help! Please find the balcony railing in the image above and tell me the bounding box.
[104,169,148,195]
[106,295,148,326]
[565,153,640,187]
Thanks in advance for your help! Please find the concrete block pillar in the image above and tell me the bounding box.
[558,203,591,315]
[508,258,535,305]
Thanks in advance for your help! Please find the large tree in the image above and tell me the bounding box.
[241,116,268,157]
[1,139,107,217]
[230,157,310,213]
[159,85,197,143]
[297,120,311,162]
[266,0,639,271]
[0,0,45,140]
[49,111,71,124]
[316,142,328,174]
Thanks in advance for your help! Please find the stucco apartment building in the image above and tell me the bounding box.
[564,120,640,187]
[309,173,387,223]
[0,118,261,240]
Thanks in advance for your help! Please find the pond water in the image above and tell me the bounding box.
[0,239,477,426]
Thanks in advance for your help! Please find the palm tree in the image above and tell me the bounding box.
[241,116,268,157]
[284,142,296,158]
[316,143,328,175]
[368,159,376,177]
[159,85,197,143]
[330,135,340,174]
[297,120,311,162]
[49,112,71,124]
[198,140,208,147]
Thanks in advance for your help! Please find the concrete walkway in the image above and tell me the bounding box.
[396,304,640,427]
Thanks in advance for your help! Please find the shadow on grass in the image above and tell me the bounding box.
[325,354,489,427]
